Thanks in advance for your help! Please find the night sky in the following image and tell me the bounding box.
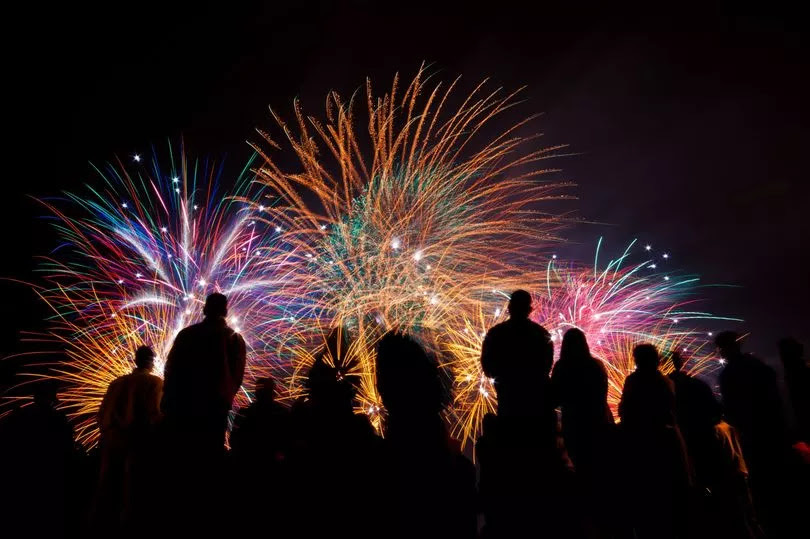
[2,1,807,377]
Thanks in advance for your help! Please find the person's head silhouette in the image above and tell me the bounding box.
[306,357,356,412]
[671,351,685,372]
[377,332,444,419]
[203,292,228,320]
[254,377,276,404]
[560,327,590,360]
[633,343,660,372]
[134,345,156,371]
[714,331,742,360]
[507,289,532,319]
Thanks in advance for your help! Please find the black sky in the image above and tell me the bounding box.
[3,1,808,371]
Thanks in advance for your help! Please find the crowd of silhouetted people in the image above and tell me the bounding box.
[2,291,809,538]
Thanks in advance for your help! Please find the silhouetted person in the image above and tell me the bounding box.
[619,344,691,539]
[778,337,810,443]
[160,292,246,535]
[230,377,290,536]
[478,294,577,538]
[550,328,620,537]
[286,328,383,538]
[668,351,718,450]
[552,328,615,466]
[481,289,553,420]
[0,380,75,538]
[162,292,246,451]
[93,345,163,532]
[230,377,288,463]
[716,331,794,537]
[620,344,678,430]
[377,333,477,539]
[668,352,762,538]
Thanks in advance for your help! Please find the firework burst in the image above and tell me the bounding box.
[442,239,740,447]
[13,144,308,446]
[251,66,573,406]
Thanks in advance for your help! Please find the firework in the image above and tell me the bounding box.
[251,66,572,407]
[15,143,307,446]
[442,239,740,446]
